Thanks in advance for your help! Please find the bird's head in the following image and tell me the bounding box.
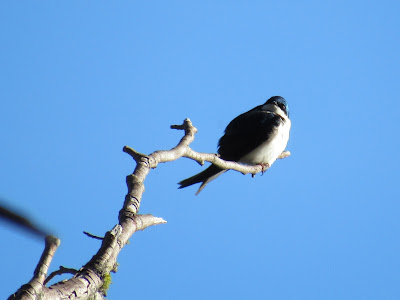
[264,96,289,117]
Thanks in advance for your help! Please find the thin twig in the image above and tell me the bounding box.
[44,266,78,286]
[83,231,104,240]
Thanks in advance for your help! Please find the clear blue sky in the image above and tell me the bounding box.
[1,1,399,299]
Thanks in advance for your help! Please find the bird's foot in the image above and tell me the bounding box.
[259,163,270,175]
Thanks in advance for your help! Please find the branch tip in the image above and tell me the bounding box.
[123,146,148,162]
[171,118,195,131]
[46,235,61,247]
[278,151,291,159]
[83,231,104,240]
[135,214,167,231]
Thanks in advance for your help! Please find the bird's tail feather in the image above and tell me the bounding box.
[178,165,226,195]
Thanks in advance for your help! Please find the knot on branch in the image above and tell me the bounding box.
[126,174,142,191]
[121,195,140,216]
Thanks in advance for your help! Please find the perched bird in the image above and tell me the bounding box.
[178,96,291,195]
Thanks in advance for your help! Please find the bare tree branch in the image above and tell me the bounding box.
[10,118,289,299]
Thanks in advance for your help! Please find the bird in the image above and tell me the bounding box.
[178,96,291,195]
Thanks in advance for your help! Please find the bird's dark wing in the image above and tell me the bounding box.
[218,107,283,161]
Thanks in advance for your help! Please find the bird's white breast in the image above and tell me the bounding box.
[239,117,291,166]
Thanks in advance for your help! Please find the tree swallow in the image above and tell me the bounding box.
[178,96,291,195]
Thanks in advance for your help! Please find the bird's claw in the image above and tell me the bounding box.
[259,163,270,175]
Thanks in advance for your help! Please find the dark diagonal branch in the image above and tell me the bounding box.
[0,202,49,238]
